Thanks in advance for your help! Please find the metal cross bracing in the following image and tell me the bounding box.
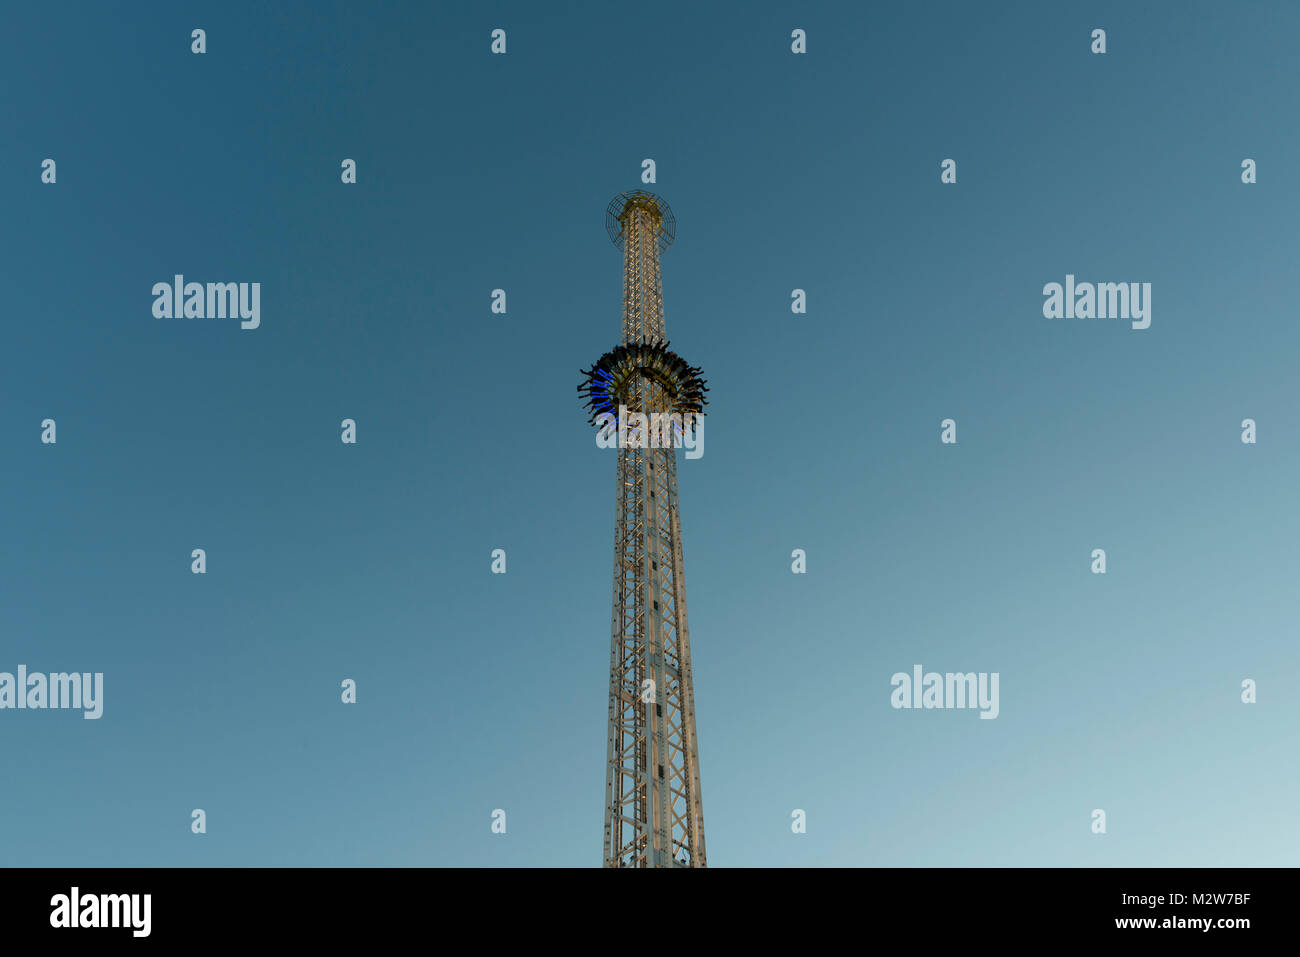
[593,191,707,868]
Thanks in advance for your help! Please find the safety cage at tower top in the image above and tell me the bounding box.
[605,191,676,253]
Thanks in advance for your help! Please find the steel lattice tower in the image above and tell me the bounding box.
[578,191,709,868]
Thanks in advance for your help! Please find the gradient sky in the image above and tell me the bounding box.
[2,0,1297,867]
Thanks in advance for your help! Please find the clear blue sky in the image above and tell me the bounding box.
[2,0,1297,866]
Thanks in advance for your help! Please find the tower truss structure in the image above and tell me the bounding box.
[579,190,709,868]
